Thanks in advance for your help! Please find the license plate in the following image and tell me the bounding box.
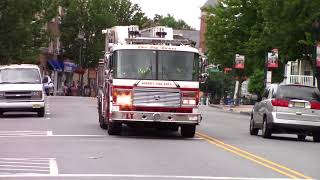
[32,104,41,109]
[294,102,305,108]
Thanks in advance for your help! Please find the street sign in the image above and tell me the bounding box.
[234,54,245,69]
[267,49,279,69]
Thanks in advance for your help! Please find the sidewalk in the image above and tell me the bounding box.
[208,104,253,116]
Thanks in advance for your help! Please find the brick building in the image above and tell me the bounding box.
[199,0,218,54]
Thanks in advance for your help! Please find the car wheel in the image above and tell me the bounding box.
[297,135,306,141]
[181,125,196,138]
[262,118,272,138]
[249,117,259,135]
[37,108,45,117]
[313,132,320,142]
[107,121,122,135]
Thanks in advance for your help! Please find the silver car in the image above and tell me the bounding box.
[250,84,320,142]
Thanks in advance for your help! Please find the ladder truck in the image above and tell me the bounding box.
[97,25,202,137]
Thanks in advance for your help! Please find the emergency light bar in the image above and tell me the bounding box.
[125,38,190,46]
[128,25,140,38]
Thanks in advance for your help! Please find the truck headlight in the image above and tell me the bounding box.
[31,91,43,99]
[113,89,132,106]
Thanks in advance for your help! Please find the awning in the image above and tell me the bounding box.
[48,60,64,71]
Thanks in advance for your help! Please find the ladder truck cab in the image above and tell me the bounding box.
[98,25,202,137]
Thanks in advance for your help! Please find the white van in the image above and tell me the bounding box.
[0,64,45,117]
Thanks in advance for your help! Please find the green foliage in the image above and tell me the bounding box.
[152,14,193,30]
[205,0,320,80]
[60,0,148,68]
[248,70,264,96]
[0,0,59,64]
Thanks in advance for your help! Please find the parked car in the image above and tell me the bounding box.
[0,64,45,117]
[250,84,320,142]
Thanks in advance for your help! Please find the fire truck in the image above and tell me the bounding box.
[97,25,202,137]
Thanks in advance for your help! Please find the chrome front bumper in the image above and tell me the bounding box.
[111,110,202,124]
[0,101,45,109]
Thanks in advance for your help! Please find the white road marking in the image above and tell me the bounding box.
[46,113,51,115]
[0,131,107,138]
[46,131,53,136]
[0,161,49,165]
[0,168,49,172]
[0,174,304,179]
[0,131,48,137]
[0,158,53,175]
[0,164,49,169]
[46,117,51,120]
[49,158,58,175]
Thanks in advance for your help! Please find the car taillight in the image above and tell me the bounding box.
[182,91,198,105]
[311,102,320,109]
[112,88,132,106]
[271,99,289,107]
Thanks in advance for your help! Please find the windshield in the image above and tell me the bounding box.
[114,49,199,81]
[0,68,41,84]
[276,85,320,102]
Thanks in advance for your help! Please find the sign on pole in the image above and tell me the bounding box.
[234,54,245,69]
[267,49,279,69]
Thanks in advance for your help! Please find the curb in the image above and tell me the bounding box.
[208,104,251,116]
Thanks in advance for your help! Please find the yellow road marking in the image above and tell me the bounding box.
[196,132,312,179]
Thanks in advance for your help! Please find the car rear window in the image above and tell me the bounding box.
[276,85,320,102]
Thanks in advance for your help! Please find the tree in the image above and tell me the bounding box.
[151,14,193,30]
[248,69,264,96]
[60,0,148,68]
[0,0,59,64]
[206,0,320,81]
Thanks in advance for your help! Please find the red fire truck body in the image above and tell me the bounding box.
[97,26,202,137]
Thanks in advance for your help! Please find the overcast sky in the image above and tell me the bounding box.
[130,0,207,30]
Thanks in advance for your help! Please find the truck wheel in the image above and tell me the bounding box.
[107,121,122,135]
[297,135,306,141]
[181,125,196,138]
[99,115,108,130]
[313,132,320,142]
[37,108,45,117]
[98,103,108,130]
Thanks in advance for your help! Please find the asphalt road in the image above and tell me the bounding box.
[0,96,319,180]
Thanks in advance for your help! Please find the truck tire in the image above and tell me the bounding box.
[37,108,45,117]
[181,125,196,138]
[313,132,320,142]
[107,121,122,135]
[98,102,108,130]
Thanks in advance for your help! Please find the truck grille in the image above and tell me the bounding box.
[4,91,32,101]
[133,88,181,107]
